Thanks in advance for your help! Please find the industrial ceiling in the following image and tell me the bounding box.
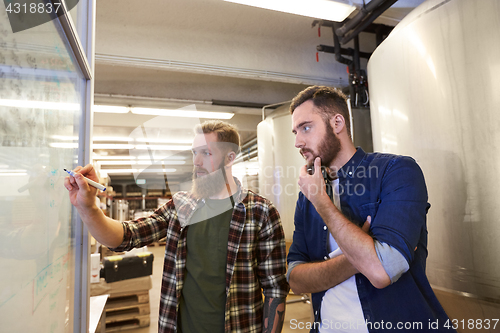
[91,0,425,190]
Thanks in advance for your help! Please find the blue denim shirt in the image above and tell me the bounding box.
[287,148,455,332]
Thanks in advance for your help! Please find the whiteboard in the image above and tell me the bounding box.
[0,7,87,332]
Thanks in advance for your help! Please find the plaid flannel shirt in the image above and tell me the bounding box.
[111,178,289,333]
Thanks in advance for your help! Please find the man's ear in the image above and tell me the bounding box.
[225,151,236,167]
[330,114,345,135]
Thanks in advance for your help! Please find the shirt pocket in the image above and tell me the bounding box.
[359,200,380,223]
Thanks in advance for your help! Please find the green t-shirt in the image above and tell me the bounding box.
[178,194,237,333]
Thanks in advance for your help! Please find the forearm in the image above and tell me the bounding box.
[315,199,390,288]
[263,297,286,333]
[77,205,124,248]
[288,255,358,294]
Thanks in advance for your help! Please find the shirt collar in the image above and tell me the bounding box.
[337,147,366,179]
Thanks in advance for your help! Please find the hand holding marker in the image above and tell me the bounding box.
[64,169,106,191]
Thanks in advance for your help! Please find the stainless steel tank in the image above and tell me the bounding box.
[368,0,500,317]
[258,104,304,241]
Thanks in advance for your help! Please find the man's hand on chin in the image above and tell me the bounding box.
[298,157,330,208]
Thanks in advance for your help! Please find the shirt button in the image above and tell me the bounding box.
[323,226,327,230]
[324,256,328,260]
[348,171,353,175]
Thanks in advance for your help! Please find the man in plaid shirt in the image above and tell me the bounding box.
[64,120,289,333]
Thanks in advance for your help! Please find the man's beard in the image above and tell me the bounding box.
[301,120,341,170]
[191,160,229,199]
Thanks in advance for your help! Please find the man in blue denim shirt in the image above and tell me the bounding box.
[287,86,454,332]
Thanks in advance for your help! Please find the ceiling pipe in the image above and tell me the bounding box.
[95,93,270,111]
[234,149,258,164]
[241,137,257,150]
[94,93,210,105]
[332,23,353,69]
[212,100,272,109]
[339,0,399,45]
[316,44,371,59]
[353,35,361,75]
[262,101,291,121]
[335,0,389,37]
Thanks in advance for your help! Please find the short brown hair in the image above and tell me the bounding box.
[290,86,351,137]
[194,120,241,154]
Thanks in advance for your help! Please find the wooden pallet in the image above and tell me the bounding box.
[107,294,150,315]
[98,291,151,332]
[101,315,150,332]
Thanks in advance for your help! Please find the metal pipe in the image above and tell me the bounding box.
[241,137,257,150]
[240,145,258,157]
[317,44,371,59]
[94,93,210,105]
[234,149,258,164]
[354,35,361,76]
[212,100,269,109]
[335,0,387,37]
[340,0,399,45]
[262,101,291,121]
[333,24,353,67]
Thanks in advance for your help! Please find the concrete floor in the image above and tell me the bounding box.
[126,244,311,333]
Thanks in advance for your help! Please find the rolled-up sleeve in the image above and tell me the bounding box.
[109,203,171,252]
[374,241,409,284]
[370,156,430,265]
[286,260,306,283]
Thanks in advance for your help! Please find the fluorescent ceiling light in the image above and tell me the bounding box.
[51,135,78,141]
[134,145,191,151]
[134,138,194,144]
[50,143,79,148]
[97,160,186,166]
[131,107,234,119]
[0,169,28,177]
[93,136,132,142]
[104,168,177,174]
[93,144,191,151]
[93,105,129,113]
[0,99,80,111]
[224,0,356,22]
[93,136,194,144]
[0,169,27,173]
[93,144,135,150]
[92,154,187,160]
[0,172,28,176]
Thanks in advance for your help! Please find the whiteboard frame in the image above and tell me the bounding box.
[51,0,92,80]
[50,1,95,332]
